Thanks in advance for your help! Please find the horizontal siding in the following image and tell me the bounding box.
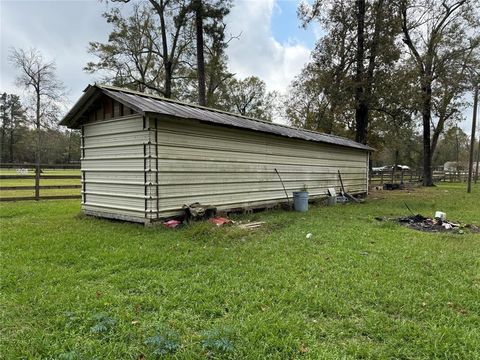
[82,115,148,222]
[149,117,368,218]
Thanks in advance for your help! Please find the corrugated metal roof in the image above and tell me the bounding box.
[60,84,373,151]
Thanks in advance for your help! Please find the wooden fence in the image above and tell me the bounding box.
[0,163,81,202]
[369,168,474,186]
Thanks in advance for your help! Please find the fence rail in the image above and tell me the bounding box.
[369,168,474,187]
[0,163,80,169]
[0,164,81,202]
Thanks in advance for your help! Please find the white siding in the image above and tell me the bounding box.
[146,117,368,219]
[81,115,149,222]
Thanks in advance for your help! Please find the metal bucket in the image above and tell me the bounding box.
[326,196,337,206]
[293,191,309,212]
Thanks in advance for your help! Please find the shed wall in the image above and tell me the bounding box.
[146,117,368,219]
[81,115,149,221]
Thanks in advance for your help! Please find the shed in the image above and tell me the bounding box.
[60,84,373,224]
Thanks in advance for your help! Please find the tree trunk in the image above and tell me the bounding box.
[0,128,5,163]
[475,132,479,183]
[421,81,434,186]
[194,0,206,106]
[9,103,14,162]
[467,85,478,192]
[9,129,14,163]
[354,0,367,145]
[164,61,172,98]
[35,88,41,200]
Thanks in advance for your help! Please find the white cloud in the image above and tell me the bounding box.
[225,0,311,93]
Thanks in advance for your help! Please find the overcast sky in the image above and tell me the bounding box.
[1,0,317,101]
[0,0,476,133]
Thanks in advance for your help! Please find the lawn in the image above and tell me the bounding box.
[1,183,479,359]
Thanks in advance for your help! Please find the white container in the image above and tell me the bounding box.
[434,211,446,220]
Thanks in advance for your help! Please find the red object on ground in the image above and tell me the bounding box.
[208,217,231,226]
[163,219,181,228]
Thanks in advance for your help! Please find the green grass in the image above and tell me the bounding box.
[1,183,479,359]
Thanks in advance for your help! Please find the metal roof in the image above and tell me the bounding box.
[60,84,373,151]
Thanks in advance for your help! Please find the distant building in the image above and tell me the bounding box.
[443,161,466,171]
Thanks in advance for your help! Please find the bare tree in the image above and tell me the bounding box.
[9,48,66,199]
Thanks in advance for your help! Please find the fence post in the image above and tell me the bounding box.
[35,164,40,201]
[381,171,384,185]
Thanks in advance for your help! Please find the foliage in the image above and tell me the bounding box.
[294,0,402,144]
[144,326,181,356]
[433,126,471,167]
[85,4,167,93]
[399,0,480,184]
[0,112,80,165]
[289,0,480,175]
[87,0,234,105]
[1,184,480,358]
[89,313,117,334]
[86,1,281,121]
[0,92,26,163]
[224,76,279,121]
[201,327,235,355]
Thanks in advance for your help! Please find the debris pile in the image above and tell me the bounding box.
[394,214,479,233]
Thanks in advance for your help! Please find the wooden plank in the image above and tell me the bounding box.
[40,175,81,179]
[0,185,81,191]
[0,175,80,179]
[0,196,37,202]
[39,195,82,200]
[0,163,80,169]
[0,195,81,202]
[0,175,35,179]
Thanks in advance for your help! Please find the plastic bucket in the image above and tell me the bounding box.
[293,191,309,212]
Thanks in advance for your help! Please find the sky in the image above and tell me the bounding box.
[0,0,476,133]
[0,0,317,103]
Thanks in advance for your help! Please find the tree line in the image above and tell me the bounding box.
[289,0,479,185]
[0,91,80,165]
[2,0,479,186]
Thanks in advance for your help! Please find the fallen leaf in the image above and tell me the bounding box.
[299,344,309,353]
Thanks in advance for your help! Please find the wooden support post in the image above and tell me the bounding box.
[35,164,40,200]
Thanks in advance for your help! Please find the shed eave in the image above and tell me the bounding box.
[60,84,374,151]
